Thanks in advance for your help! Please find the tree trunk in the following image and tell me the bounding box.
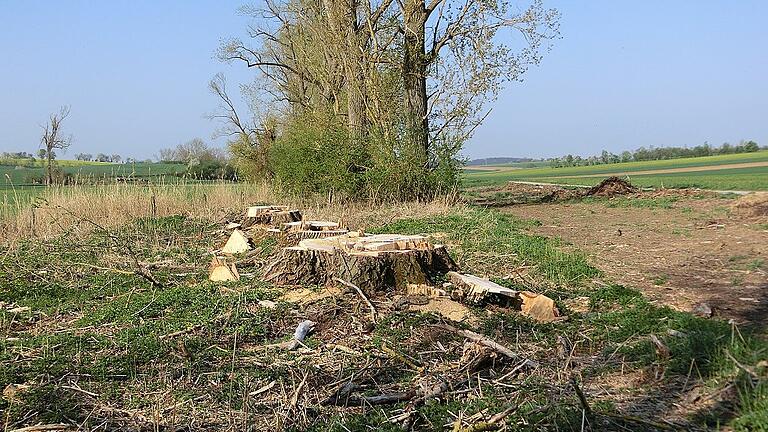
[263,245,456,295]
[324,0,368,140]
[46,150,53,185]
[402,0,429,155]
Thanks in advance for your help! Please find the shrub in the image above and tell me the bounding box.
[265,114,461,201]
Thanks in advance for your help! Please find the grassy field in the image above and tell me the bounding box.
[0,160,186,185]
[1,193,765,430]
[464,151,768,190]
[0,161,192,217]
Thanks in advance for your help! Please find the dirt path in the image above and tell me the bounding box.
[502,197,768,329]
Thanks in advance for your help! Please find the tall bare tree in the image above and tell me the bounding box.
[40,106,72,185]
[399,0,559,155]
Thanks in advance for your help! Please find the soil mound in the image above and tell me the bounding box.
[585,176,638,197]
[731,192,768,217]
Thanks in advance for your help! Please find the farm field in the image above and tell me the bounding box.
[0,160,186,185]
[1,161,191,216]
[464,151,768,191]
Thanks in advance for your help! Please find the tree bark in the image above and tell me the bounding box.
[323,0,368,140]
[402,0,430,155]
[46,151,53,186]
[263,246,457,295]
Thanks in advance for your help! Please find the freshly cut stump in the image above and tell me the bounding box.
[263,233,457,293]
[282,220,349,240]
[243,205,302,227]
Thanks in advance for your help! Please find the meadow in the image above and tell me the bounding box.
[0,159,185,185]
[464,151,768,190]
[2,184,766,430]
[1,160,190,217]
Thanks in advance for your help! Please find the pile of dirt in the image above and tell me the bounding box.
[585,176,638,197]
[731,192,768,218]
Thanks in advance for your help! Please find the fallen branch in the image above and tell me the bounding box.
[9,425,70,432]
[334,277,377,322]
[570,375,592,418]
[454,404,519,432]
[432,324,538,368]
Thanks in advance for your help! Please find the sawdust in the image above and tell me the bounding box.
[408,298,476,323]
[280,286,341,305]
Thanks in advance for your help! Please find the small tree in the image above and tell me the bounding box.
[40,106,72,185]
[37,148,47,166]
[111,154,122,163]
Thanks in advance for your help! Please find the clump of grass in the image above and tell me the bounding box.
[580,196,679,209]
[370,207,599,285]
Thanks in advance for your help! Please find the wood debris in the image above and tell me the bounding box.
[519,291,560,323]
[220,229,252,255]
[448,271,518,304]
[208,257,240,282]
[244,205,301,227]
[448,272,560,323]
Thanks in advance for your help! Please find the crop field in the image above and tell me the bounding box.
[0,161,191,216]
[464,151,768,191]
[0,160,186,186]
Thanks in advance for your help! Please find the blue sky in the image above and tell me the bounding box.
[0,0,766,160]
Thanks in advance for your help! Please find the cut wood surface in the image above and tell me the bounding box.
[264,232,457,292]
[244,205,301,227]
[208,256,240,282]
[519,291,560,323]
[221,229,252,255]
[448,271,518,304]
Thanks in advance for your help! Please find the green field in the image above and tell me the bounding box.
[464,151,768,191]
[1,161,189,216]
[0,160,186,186]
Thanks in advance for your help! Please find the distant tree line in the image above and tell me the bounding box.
[157,138,235,180]
[74,153,123,163]
[549,140,763,168]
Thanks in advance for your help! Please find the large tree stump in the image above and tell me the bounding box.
[263,233,457,293]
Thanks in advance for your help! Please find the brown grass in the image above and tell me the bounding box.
[0,182,462,245]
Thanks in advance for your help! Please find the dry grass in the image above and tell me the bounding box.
[0,181,463,245]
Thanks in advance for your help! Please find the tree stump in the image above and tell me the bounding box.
[263,233,457,294]
[243,205,302,227]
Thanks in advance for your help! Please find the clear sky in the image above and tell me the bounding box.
[1,0,766,160]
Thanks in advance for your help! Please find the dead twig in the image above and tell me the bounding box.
[570,375,592,418]
[432,324,538,368]
[453,404,519,432]
[334,277,377,322]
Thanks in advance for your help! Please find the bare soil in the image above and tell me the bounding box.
[501,193,768,330]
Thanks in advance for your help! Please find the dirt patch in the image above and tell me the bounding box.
[731,192,768,218]
[467,178,643,206]
[585,176,638,197]
[502,195,768,330]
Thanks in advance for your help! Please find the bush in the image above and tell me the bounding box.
[265,114,461,201]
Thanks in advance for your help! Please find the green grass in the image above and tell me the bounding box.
[369,208,599,284]
[464,151,768,191]
[0,161,186,186]
[1,208,766,430]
